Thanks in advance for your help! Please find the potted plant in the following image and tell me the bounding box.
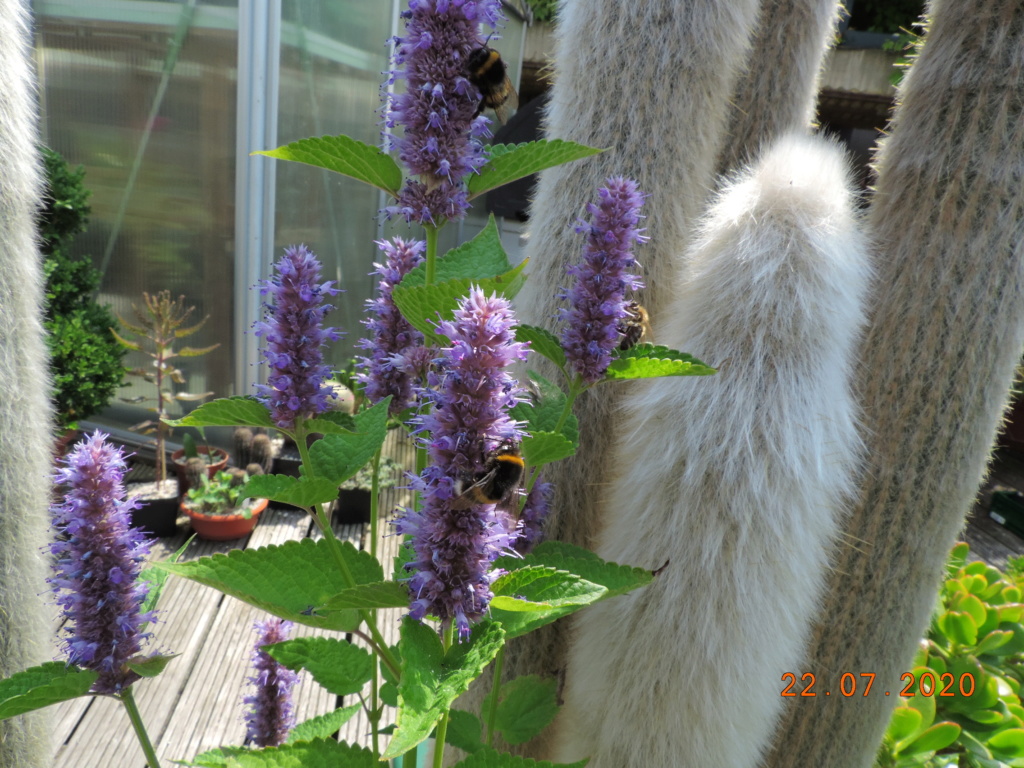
[171,432,229,496]
[334,456,402,525]
[112,290,220,536]
[38,147,126,451]
[181,467,268,541]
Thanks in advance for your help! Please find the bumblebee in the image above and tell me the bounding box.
[618,301,653,351]
[466,45,518,124]
[450,439,525,510]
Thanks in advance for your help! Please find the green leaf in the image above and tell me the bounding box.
[322,581,411,612]
[900,722,961,756]
[152,538,382,632]
[383,619,506,760]
[239,474,341,509]
[394,538,416,582]
[605,345,716,381]
[889,705,924,747]
[450,746,589,768]
[254,135,402,197]
[286,705,361,744]
[181,746,246,766]
[308,398,391,485]
[126,653,178,678]
[266,637,372,697]
[445,709,485,754]
[493,675,560,745]
[393,263,528,345]
[489,567,606,635]
[976,629,1014,656]
[520,431,576,468]
[222,738,377,767]
[988,728,1024,758]
[511,373,578,450]
[139,537,191,628]
[164,397,274,429]
[515,325,565,369]
[940,610,978,646]
[0,662,98,720]
[401,217,511,288]
[303,416,357,435]
[467,140,605,199]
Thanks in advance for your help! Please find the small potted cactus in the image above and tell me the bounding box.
[171,432,229,496]
[181,466,268,541]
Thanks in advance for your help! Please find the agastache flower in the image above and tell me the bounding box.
[384,0,503,223]
[254,245,341,430]
[358,237,426,415]
[243,618,299,748]
[559,177,648,384]
[49,432,156,695]
[515,476,552,555]
[396,287,528,641]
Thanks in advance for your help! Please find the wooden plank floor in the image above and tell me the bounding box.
[51,428,415,768]
[964,447,1024,569]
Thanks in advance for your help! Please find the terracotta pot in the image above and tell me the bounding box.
[171,446,230,496]
[182,498,267,541]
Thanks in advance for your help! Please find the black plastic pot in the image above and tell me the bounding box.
[334,488,371,525]
[126,480,180,538]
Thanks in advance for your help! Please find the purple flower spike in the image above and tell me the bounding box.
[49,432,156,695]
[254,245,342,430]
[384,0,502,223]
[559,177,648,384]
[395,287,528,641]
[243,618,299,748]
[515,476,552,554]
[358,237,426,415]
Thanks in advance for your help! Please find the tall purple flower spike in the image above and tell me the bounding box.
[49,431,156,695]
[358,237,426,415]
[515,476,552,554]
[384,0,503,223]
[396,287,528,641]
[243,618,299,748]
[254,244,342,430]
[560,177,648,384]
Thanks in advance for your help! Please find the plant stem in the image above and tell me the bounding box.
[424,224,439,286]
[119,686,162,768]
[431,622,456,768]
[485,646,505,747]
[369,447,382,756]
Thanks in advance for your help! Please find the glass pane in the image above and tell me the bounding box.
[35,0,240,428]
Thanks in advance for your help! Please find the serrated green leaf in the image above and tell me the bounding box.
[506,541,653,601]
[266,637,372,697]
[605,345,716,381]
[255,135,402,197]
[900,722,961,756]
[0,662,98,720]
[223,738,377,767]
[286,705,360,744]
[180,745,247,767]
[384,619,505,760]
[139,537,190,628]
[450,746,589,768]
[520,431,576,467]
[515,325,565,369]
[239,474,340,509]
[494,675,560,745]
[467,139,604,199]
[401,217,511,288]
[303,416,357,435]
[445,709,485,754]
[126,653,178,678]
[510,373,578,449]
[489,567,606,636]
[393,263,529,345]
[152,538,382,632]
[308,398,390,485]
[165,397,274,429]
[322,581,411,612]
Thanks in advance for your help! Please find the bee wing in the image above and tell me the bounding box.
[449,467,498,510]
[493,78,518,125]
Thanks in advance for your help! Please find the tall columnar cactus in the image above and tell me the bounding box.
[765,1,1024,765]
[552,134,869,768]
[0,2,54,765]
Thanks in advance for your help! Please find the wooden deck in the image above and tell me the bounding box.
[51,428,415,768]
[48,435,1024,766]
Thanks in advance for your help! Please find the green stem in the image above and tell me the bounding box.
[485,646,505,748]
[294,427,401,678]
[370,447,382,560]
[424,224,439,286]
[369,447,382,755]
[430,622,456,768]
[119,686,162,768]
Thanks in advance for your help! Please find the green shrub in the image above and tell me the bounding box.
[526,0,556,23]
[39,147,126,431]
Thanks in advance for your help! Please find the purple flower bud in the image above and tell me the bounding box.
[515,476,552,554]
[395,288,528,641]
[254,245,342,430]
[384,0,502,223]
[559,177,648,384]
[49,432,156,694]
[357,238,426,415]
[243,618,299,748]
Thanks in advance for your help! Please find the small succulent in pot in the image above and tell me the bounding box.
[184,468,261,518]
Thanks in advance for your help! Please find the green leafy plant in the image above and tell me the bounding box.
[339,456,402,492]
[184,469,257,518]
[525,0,557,23]
[876,542,1024,767]
[112,291,220,484]
[38,147,126,431]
